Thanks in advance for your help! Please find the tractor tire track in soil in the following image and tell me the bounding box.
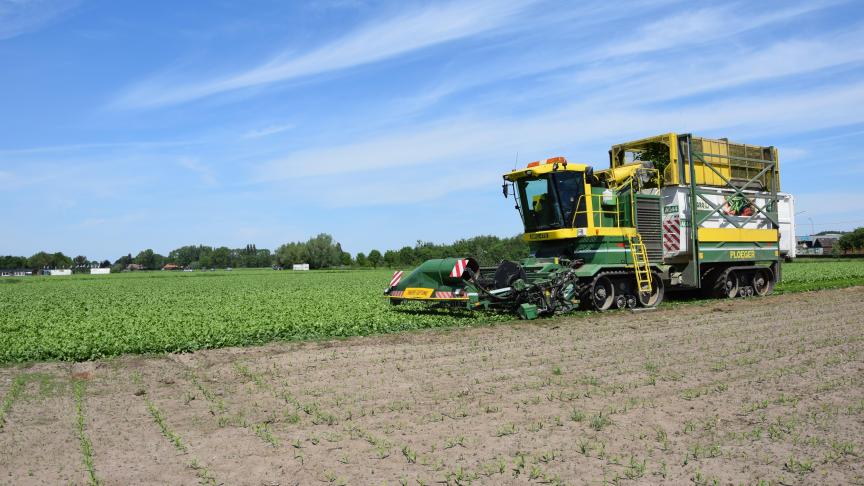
[0,286,862,485]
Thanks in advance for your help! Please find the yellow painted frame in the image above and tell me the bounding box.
[386,295,468,301]
[523,227,637,242]
[610,133,780,191]
[697,228,778,242]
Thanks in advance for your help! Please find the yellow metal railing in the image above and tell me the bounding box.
[571,168,659,230]
[570,193,622,229]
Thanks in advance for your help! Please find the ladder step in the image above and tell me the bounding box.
[628,233,653,294]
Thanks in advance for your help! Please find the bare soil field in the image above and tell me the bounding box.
[1,287,863,486]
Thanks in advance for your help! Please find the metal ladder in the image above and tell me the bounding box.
[628,233,653,293]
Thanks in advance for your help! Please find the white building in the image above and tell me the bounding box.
[292,263,310,271]
[1,269,31,277]
[90,268,111,275]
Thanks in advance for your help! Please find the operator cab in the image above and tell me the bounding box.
[503,157,590,233]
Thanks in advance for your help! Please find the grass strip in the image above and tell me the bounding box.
[131,375,218,485]
[73,380,102,486]
[145,399,187,453]
[0,374,26,429]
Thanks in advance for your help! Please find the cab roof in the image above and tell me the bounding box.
[503,157,590,181]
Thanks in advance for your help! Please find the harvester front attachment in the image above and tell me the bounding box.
[385,257,584,319]
[386,257,479,305]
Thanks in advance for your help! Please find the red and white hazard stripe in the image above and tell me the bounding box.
[389,290,403,297]
[663,215,681,254]
[450,259,468,278]
[389,270,403,288]
[434,291,454,299]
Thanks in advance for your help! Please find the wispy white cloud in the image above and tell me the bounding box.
[599,2,843,58]
[79,210,150,229]
[178,157,218,186]
[292,167,503,207]
[495,29,864,121]
[386,3,859,119]
[112,0,535,109]
[0,138,205,155]
[779,147,808,162]
[253,80,864,195]
[240,125,471,183]
[0,0,78,40]
[242,124,294,139]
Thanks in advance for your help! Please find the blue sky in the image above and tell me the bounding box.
[2,0,864,260]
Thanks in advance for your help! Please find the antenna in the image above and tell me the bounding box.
[514,151,519,170]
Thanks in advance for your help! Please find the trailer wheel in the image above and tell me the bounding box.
[637,272,665,307]
[752,269,774,297]
[715,270,739,299]
[588,275,615,311]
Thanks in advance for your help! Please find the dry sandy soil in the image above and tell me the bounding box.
[1,287,862,486]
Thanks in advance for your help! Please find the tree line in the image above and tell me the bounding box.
[0,252,111,272]
[837,228,864,253]
[1,233,529,271]
[10,226,862,272]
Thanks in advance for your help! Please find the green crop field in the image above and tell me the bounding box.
[1,259,863,364]
[776,259,864,292]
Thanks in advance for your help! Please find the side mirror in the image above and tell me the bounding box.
[502,183,509,198]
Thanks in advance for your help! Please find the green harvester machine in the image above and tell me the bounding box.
[385,133,795,319]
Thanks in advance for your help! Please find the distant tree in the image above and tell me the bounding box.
[115,253,133,266]
[275,242,306,267]
[303,234,343,269]
[168,245,212,267]
[255,249,273,268]
[837,227,864,254]
[413,241,440,262]
[333,243,347,268]
[383,250,398,268]
[240,244,259,267]
[397,246,415,266]
[340,251,352,267]
[0,255,28,268]
[133,249,165,270]
[100,260,112,268]
[355,252,367,267]
[28,251,71,269]
[199,250,213,268]
[367,249,382,268]
[211,247,232,268]
[52,252,72,268]
[73,255,89,267]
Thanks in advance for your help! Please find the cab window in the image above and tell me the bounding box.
[517,177,562,232]
[554,172,586,228]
